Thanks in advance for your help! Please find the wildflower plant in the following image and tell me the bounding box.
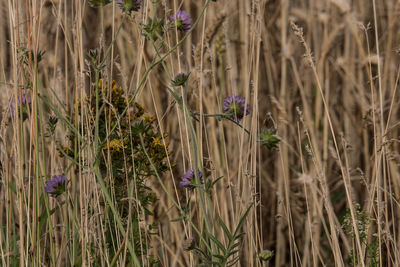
[223,95,251,122]
[142,18,165,41]
[259,249,274,262]
[342,204,379,267]
[59,78,171,262]
[44,174,67,197]
[179,168,202,189]
[10,92,31,121]
[171,72,190,87]
[14,0,256,265]
[259,128,280,149]
[115,0,141,12]
[21,48,45,66]
[9,47,43,122]
[170,10,193,32]
[42,115,59,138]
[191,204,254,266]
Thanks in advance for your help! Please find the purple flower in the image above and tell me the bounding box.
[179,178,191,188]
[179,168,202,189]
[223,95,251,122]
[10,93,31,121]
[170,10,193,32]
[115,0,141,12]
[45,174,67,197]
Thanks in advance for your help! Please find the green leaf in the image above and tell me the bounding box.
[167,87,183,106]
[218,216,233,241]
[207,176,224,192]
[39,200,66,231]
[6,181,17,194]
[227,256,240,267]
[212,254,226,260]
[259,128,280,149]
[227,249,240,257]
[170,216,185,222]
[229,242,241,250]
[206,232,226,253]
[39,89,80,140]
[234,232,246,240]
[233,203,254,238]
[110,238,126,267]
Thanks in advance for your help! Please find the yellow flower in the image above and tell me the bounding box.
[112,81,119,92]
[103,139,126,152]
[151,137,163,148]
[143,115,156,123]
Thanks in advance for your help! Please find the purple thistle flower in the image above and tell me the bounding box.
[179,168,202,189]
[115,0,141,12]
[179,178,191,188]
[10,93,31,121]
[170,10,193,32]
[223,95,251,122]
[45,174,67,197]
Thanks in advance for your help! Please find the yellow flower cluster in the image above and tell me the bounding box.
[103,139,127,152]
[143,115,156,123]
[151,137,163,148]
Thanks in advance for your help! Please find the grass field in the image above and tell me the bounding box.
[0,0,399,266]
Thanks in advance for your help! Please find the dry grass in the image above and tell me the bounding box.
[0,0,400,266]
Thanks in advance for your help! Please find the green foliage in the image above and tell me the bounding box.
[142,18,165,41]
[44,116,58,137]
[205,176,224,193]
[258,249,274,262]
[342,204,379,267]
[193,203,254,267]
[116,0,141,13]
[342,204,370,240]
[259,128,280,149]
[20,48,45,66]
[59,79,171,264]
[6,1,254,265]
[171,72,190,87]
